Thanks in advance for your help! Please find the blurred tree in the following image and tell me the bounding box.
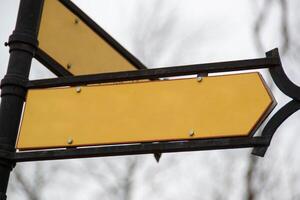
[8,163,59,200]
[245,0,299,200]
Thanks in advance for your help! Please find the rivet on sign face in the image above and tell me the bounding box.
[197,75,203,82]
[76,86,81,93]
[67,63,72,69]
[74,18,79,24]
[189,130,195,137]
[67,138,73,145]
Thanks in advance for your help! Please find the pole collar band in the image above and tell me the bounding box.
[8,31,39,55]
[0,75,28,100]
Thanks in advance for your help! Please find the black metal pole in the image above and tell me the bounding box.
[0,1,44,199]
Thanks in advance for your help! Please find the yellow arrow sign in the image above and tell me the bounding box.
[17,73,274,150]
[38,0,145,75]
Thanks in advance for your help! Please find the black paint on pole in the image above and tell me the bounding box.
[0,0,44,199]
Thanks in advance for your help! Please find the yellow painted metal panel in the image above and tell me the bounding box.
[38,0,139,75]
[17,73,274,150]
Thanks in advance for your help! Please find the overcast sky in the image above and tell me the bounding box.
[1,1,300,200]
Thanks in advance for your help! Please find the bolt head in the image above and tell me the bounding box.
[197,76,203,82]
[74,18,79,24]
[67,138,73,145]
[67,64,72,69]
[76,86,81,93]
[189,130,195,137]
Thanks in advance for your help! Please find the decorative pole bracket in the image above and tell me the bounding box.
[253,48,300,156]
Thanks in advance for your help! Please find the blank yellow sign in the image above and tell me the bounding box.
[38,0,144,75]
[17,73,274,150]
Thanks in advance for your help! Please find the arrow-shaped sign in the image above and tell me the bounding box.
[36,0,146,76]
[17,72,275,150]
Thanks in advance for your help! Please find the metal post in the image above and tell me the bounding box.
[0,1,44,199]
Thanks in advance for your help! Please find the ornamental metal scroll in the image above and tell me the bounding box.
[253,48,300,156]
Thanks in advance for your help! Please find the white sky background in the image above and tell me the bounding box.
[1,0,300,199]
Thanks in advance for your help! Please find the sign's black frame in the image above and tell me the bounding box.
[1,0,300,199]
[0,48,294,162]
